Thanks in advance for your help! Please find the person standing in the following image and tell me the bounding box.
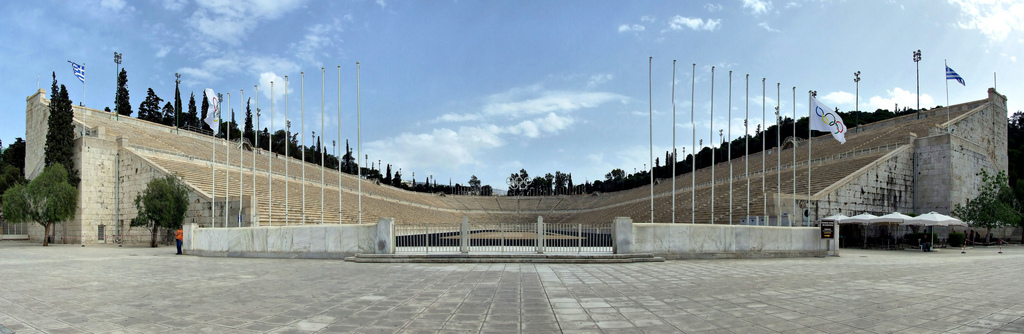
[175,227,183,255]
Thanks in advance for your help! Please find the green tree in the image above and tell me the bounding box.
[187,92,198,131]
[952,170,1022,243]
[115,68,131,116]
[2,164,78,246]
[244,98,254,144]
[392,170,403,188]
[138,88,164,123]
[131,174,190,247]
[468,175,481,195]
[174,74,183,129]
[161,102,175,126]
[0,163,26,224]
[44,73,78,186]
[1,138,26,175]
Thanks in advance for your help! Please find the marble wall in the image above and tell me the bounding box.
[627,223,833,259]
[188,223,377,259]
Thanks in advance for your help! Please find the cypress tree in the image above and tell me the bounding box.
[187,92,198,130]
[174,75,182,129]
[244,98,253,144]
[44,75,78,186]
[115,68,131,116]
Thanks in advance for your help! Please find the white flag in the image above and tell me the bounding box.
[204,88,220,133]
[810,96,846,144]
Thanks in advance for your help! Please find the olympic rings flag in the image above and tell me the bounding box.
[809,96,847,144]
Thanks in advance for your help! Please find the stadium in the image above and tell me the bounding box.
[8,87,1012,255]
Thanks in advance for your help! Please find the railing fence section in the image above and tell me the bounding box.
[395,219,613,254]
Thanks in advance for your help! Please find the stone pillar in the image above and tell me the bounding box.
[183,223,196,254]
[459,216,470,254]
[375,217,394,254]
[612,217,633,254]
[535,216,545,254]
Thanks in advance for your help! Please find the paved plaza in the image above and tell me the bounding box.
[1,242,1022,334]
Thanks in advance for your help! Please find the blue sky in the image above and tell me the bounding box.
[1,0,1021,190]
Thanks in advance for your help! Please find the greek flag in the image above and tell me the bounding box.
[946,66,965,86]
[68,61,85,83]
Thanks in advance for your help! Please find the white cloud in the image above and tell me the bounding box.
[758,22,779,32]
[641,15,656,22]
[586,73,614,88]
[100,0,127,11]
[784,1,800,9]
[258,72,289,102]
[292,20,345,66]
[506,113,575,138]
[376,0,387,8]
[743,0,772,15]
[482,91,627,117]
[367,125,505,170]
[950,0,1024,42]
[187,0,306,45]
[618,24,645,33]
[821,91,855,107]
[155,45,171,58]
[434,113,482,123]
[867,87,936,111]
[705,3,723,11]
[162,0,187,11]
[668,16,721,31]
[177,54,300,86]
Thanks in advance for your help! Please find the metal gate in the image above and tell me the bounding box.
[396,221,613,254]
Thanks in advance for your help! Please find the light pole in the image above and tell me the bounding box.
[913,50,921,118]
[113,52,121,120]
[854,71,861,132]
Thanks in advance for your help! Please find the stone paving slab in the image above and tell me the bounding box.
[1,242,1023,333]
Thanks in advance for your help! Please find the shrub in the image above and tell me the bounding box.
[948,232,965,247]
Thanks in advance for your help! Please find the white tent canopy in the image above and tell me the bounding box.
[840,213,879,224]
[821,214,850,223]
[869,212,915,225]
[904,211,967,227]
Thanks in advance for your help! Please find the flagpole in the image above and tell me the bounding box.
[239,89,243,228]
[792,86,796,226]
[761,78,766,226]
[776,82,781,227]
[342,65,346,224]
[745,74,750,224]
[671,60,676,224]
[808,90,814,226]
[945,59,950,125]
[285,76,290,226]
[82,63,85,108]
[728,71,733,225]
[301,72,306,225]
[225,92,230,227]
[321,67,326,225]
[648,57,653,224]
[254,85,259,226]
[211,94,217,228]
[710,66,715,224]
[690,63,696,224]
[270,81,274,227]
[356,62,363,225]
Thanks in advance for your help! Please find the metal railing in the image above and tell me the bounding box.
[395,220,613,254]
